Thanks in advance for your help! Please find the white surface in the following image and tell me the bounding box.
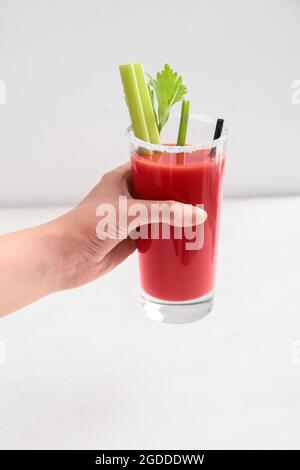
[0,197,300,450]
[0,0,300,206]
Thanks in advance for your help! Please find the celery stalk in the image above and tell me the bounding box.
[119,64,150,142]
[177,99,190,145]
[133,63,161,144]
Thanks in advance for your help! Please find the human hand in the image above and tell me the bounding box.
[51,162,207,291]
[0,162,207,316]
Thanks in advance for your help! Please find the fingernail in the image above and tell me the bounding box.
[194,206,207,224]
[185,206,207,225]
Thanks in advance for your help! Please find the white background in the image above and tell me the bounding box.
[0,0,299,206]
[1,0,300,451]
[0,199,300,449]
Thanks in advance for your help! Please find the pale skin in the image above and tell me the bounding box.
[0,163,207,318]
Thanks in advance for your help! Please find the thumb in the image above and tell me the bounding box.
[127,199,207,231]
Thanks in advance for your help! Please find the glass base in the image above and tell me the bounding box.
[141,291,214,324]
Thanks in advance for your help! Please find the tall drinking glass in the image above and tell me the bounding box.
[128,115,227,324]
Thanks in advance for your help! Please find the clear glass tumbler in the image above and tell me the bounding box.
[128,114,227,324]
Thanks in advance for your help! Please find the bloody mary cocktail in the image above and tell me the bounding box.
[128,114,227,322]
[131,148,225,302]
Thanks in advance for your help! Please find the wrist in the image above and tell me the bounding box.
[35,218,72,294]
[32,224,60,295]
[41,211,88,292]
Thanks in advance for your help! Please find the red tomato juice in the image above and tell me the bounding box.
[131,148,225,302]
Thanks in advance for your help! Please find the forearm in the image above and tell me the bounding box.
[0,223,63,317]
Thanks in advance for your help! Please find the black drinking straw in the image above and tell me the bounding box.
[210,118,224,156]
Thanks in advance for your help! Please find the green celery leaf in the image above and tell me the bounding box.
[148,64,187,132]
